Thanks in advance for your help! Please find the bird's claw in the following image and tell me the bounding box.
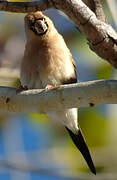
[16,85,28,93]
[45,84,59,91]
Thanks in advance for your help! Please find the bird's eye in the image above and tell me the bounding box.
[30,18,48,36]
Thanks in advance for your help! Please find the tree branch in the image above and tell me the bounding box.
[0,80,117,113]
[83,0,107,22]
[50,0,117,68]
[0,159,66,179]
[0,0,52,12]
[0,0,117,68]
[0,159,79,179]
[106,0,117,26]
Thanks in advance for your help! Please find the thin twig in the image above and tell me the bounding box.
[0,159,78,179]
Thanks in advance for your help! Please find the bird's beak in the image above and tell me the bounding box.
[30,19,48,36]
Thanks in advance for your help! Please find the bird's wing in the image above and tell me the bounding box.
[55,57,96,174]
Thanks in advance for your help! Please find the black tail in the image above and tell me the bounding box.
[66,127,96,175]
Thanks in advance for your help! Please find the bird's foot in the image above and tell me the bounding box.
[45,84,59,91]
[16,85,28,93]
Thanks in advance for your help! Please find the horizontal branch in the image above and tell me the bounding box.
[0,0,52,12]
[0,80,117,113]
[0,159,66,179]
[0,0,117,67]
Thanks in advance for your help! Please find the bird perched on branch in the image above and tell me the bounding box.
[20,11,96,174]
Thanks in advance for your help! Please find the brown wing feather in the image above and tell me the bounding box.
[61,57,77,85]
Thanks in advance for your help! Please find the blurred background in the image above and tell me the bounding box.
[0,0,117,180]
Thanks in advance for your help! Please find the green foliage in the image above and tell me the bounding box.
[79,108,109,147]
[97,64,113,79]
[12,78,21,88]
[29,113,50,125]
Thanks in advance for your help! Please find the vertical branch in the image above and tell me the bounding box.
[106,0,117,26]
[82,0,95,11]
[83,0,107,22]
[93,0,107,22]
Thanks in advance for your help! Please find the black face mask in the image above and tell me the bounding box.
[30,18,48,36]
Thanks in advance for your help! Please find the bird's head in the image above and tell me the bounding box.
[25,11,56,40]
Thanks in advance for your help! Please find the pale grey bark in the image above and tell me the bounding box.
[0,80,117,113]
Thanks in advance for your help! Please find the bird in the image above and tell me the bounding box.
[20,11,96,175]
